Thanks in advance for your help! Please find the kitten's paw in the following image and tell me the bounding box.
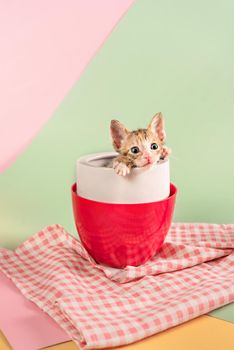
[113,161,130,176]
[160,146,171,160]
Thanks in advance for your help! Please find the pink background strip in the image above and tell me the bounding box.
[0,271,70,350]
[0,0,135,173]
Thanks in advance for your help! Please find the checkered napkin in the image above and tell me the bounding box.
[0,223,233,349]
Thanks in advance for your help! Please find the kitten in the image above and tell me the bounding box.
[110,112,171,176]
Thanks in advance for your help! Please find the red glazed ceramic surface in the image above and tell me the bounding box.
[71,183,177,268]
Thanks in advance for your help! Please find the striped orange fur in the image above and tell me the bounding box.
[110,112,171,176]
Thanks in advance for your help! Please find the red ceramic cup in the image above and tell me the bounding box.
[71,183,177,268]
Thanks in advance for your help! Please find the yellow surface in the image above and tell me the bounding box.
[1,315,234,350]
[0,330,12,350]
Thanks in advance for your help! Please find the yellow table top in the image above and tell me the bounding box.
[1,315,234,350]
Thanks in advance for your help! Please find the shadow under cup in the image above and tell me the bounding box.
[71,183,177,268]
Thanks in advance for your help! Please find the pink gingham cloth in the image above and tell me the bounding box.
[0,223,234,349]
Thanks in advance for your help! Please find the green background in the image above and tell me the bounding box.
[1,0,233,248]
[0,0,233,321]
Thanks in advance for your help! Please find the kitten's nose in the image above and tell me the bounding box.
[143,152,150,159]
[143,152,152,163]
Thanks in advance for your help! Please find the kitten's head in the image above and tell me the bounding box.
[110,112,166,167]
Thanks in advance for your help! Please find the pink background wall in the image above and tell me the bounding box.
[0,0,134,172]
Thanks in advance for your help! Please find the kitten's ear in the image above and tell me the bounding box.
[148,112,166,142]
[110,120,129,150]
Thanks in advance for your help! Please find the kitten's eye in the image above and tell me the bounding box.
[130,146,140,154]
[151,143,158,150]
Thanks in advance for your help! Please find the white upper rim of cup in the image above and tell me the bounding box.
[76,152,170,204]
